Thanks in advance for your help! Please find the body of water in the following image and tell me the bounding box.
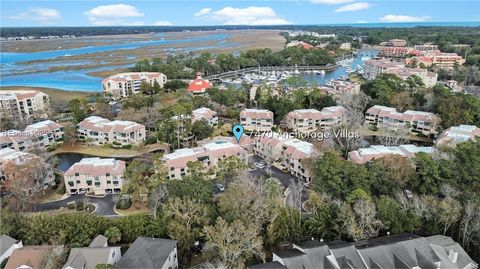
[0,33,233,91]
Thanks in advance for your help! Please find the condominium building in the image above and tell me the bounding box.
[365,105,441,135]
[384,67,438,88]
[363,59,405,80]
[380,39,408,47]
[348,144,435,164]
[77,116,146,146]
[381,46,413,57]
[188,73,212,95]
[318,80,361,98]
[364,58,438,87]
[0,130,37,152]
[286,41,315,49]
[414,43,439,51]
[240,109,274,132]
[24,120,64,148]
[64,158,126,195]
[0,148,55,188]
[163,141,248,179]
[406,51,465,68]
[192,107,218,126]
[0,120,63,151]
[436,125,480,146]
[102,72,167,99]
[285,106,347,132]
[281,139,319,184]
[249,233,478,269]
[0,90,50,121]
[254,134,319,183]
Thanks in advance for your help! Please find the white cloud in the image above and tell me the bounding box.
[335,2,370,12]
[194,8,212,17]
[8,8,60,24]
[379,14,431,22]
[153,21,173,26]
[310,0,355,4]
[196,6,291,25]
[356,20,368,23]
[84,4,144,26]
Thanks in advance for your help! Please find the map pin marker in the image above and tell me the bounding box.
[232,124,244,143]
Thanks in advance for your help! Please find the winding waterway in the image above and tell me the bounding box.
[1,31,376,91]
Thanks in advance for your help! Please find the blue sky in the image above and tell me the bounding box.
[1,0,479,27]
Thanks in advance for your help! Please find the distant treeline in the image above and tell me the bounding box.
[0,26,293,38]
[2,25,479,39]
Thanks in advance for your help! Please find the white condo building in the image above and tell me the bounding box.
[163,141,248,179]
[0,90,50,121]
[348,144,435,164]
[365,105,441,135]
[102,72,167,99]
[240,109,274,131]
[285,106,347,132]
[192,107,218,126]
[436,125,480,146]
[254,133,319,184]
[77,116,146,146]
[64,158,126,195]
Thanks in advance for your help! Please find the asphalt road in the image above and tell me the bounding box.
[248,155,308,210]
[34,194,118,216]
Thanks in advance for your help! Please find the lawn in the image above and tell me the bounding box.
[1,86,92,107]
[53,142,169,158]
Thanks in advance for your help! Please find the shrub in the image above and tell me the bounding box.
[121,144,132,149]
[145,136,157,145]
[116,198,132,210]
[67,202,75,210]
[112,141,121,146]
[47,142,59,152]
[76,201,84,211]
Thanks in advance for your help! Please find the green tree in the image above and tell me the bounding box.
[192,119,213,140]
[104,226,122,244]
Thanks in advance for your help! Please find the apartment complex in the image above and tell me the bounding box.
[285,106,347,132]
[163,141,248,179]
[102,72,167,99]
[364,58,437,87]
[318,80,360,97]
[0,148,55,188]
[24,120,64,148]
[0,90,50,121]
[188,73,212,94]
[286,40,315,49]
[379,39,408,47]
[406,51,465,68]
[348,144,435,164]
[365,105,441,135]
[254,133,319,183]
[381,46,412,57]
[436,125,480,146]
[240,109,274,131]
[77,116,146,145]
[64,158,126,195]
[0,120,64,152]
[249,233,477,269]
[192,107,218,126]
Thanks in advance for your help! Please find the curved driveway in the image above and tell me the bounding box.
[34,194,118,216]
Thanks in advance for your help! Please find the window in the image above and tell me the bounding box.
[75,173,79,176]
[86,180,92,186]
[107,181,111,184]
[106,173,110,177]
